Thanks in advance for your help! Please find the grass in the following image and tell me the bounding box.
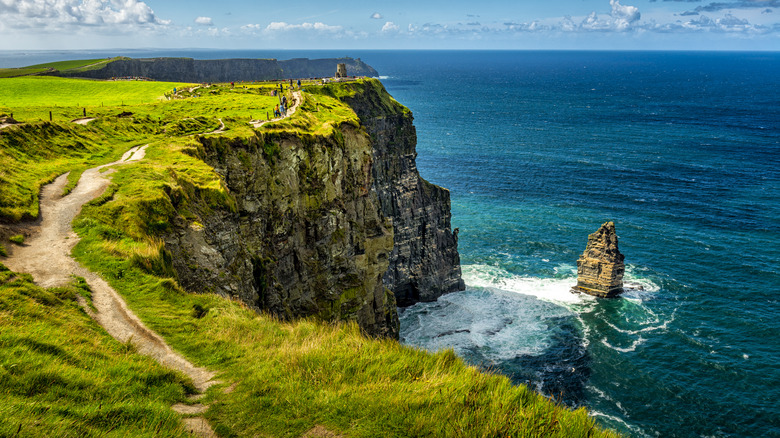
[0,263,195,437]
[9,235,23,244]
[0,76,192,108]
[25,58,115,72]
[0,75,622,437]
[0,68,50,79]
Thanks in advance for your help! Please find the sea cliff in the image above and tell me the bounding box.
[55,57,378,82]
[163,79,462,337]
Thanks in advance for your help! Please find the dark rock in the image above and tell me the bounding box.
[338,81,465,306]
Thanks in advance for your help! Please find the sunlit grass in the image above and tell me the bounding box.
[0,263,194,437]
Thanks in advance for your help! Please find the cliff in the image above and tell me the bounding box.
[56,57,378,82]
[163,79,462,338]
[335,82,466,306]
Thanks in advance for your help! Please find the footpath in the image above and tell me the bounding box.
[2,88,309,438]
[3,146,220,437]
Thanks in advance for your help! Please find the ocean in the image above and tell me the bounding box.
[3,49,778,437]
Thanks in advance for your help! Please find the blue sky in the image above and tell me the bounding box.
[1,0,778,50]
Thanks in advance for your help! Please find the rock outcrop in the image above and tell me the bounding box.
[163,79,463,338]
[574,221,625,298]
[56,57,378,82]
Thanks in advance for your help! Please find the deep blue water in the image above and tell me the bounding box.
[4,50,778,437]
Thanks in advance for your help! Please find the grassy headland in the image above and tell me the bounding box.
[0,75,621,437]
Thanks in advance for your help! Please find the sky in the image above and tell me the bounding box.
[1,0,778,51]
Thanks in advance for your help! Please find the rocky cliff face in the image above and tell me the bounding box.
[162,80,463,338]
[575,221,625,298]
[165,126,398,337]
[59,57,378,82]
[337,81,466,306]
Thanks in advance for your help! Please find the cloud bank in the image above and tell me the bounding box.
[0,0,169,31]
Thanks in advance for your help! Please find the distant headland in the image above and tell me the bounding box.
[0,56,378,83]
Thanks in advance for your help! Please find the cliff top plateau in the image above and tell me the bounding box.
[0,56,379,82]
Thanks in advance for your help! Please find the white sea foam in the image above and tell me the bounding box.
[590,410,651,437]
[601,336,645,353]
[462,264,592,306]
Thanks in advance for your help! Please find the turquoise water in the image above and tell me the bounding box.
[3,50,778,437]
[373,51,779,438]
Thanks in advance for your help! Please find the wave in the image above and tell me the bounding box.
[462,264,592,306]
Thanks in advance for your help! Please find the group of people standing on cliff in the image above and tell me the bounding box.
[272,81,300,119]
[274,93,288,118]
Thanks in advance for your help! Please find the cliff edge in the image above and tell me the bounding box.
[163,79,463,338]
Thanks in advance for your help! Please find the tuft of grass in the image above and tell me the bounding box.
[8,235,24,245]
[0,263,194,437]
[0,244,6,257]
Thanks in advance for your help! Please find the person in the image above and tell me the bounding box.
[297,79,301,88]
[282,95,287,107]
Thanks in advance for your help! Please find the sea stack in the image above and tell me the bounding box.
[574,221,625,298]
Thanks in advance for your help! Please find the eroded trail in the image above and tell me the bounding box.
[4,145,217,437]
[250,90,303,128]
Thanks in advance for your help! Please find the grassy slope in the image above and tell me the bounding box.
[1,76,621,437]
[0,58,119,79]
[25,58,111,71]
[0,68,50,79]
[0,263,194,438]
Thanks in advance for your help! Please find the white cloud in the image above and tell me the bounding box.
[0,0,169,31]
[241,23,262,31]
[381,21,399,32]
[611,0,641,30]
[371,12,383,19]
[265,21,343,32]
[195,16,213,26]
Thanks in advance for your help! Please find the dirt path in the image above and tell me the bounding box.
[250,90,302,128]
[3,145,218,437]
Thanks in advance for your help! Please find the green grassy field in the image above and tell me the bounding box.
[0,76,622,437]
[0,68,50,79]
[25,58,113,71]
[0,76,191,108]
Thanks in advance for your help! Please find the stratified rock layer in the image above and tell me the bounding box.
[163,79,463,338]
[575,221,625,298]
[339,81,465,306]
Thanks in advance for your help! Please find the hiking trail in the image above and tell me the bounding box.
[3,145,219,437]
